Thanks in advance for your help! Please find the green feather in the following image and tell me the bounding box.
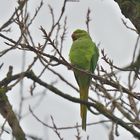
[69,29,99,130]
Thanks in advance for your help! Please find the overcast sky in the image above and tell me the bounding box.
[0,0,139,140]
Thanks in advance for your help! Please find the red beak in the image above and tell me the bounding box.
[71,33,76,41]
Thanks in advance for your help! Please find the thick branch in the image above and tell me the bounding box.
[24,71,140,139]
[0,88,26,140]
[1,70,140,138]
[114,0,140,34]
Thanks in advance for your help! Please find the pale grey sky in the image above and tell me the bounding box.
[0,0,138,140]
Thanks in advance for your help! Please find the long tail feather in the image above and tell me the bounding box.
[80,87,89,130]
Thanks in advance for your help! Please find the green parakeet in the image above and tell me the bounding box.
[69,29,99,130]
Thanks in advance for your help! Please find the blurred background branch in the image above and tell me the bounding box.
[0,0,140,140]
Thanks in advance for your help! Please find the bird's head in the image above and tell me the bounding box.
[71,29,89,41]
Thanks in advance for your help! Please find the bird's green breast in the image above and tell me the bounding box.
[69,37,96,70]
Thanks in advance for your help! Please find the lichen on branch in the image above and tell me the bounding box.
[114,0,140,34]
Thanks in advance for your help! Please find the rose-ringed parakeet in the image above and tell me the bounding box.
[69,29,99,130]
